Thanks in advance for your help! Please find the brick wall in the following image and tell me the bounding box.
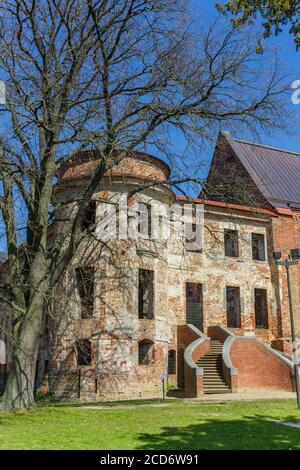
[230,338,294,391]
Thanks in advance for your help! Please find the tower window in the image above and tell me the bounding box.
[138,203,152,238]
[138,269,154,319]
[76,267,94,318]
[81,200,96,231]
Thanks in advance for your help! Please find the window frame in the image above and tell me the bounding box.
[81,200,97,232]
[75,339,92,367]
[226,286,241,328]
[224,229,239,258]
[138,340,154,366]
[254,288,269,329]
[252,233,266,261]
[138,269,154,320]
[76,266,95,319]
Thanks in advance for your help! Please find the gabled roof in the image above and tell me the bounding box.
[224,133,300,209]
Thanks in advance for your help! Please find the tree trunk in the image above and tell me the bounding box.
[0,294,45,410]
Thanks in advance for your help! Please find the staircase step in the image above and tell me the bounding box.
[195,340,231,394]
[204,386,230,390]
[204,377,227,382]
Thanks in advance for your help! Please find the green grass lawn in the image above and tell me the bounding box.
[0,398,300,450]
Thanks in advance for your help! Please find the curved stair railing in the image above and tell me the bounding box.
[182,325,210,398]
[208,326,297,392]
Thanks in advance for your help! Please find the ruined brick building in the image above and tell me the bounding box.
[1,131,300,400]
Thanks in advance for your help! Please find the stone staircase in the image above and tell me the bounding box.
[196,340,230,394]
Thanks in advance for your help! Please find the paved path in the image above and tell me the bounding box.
[77,391,297,410]
[189,391,296,402]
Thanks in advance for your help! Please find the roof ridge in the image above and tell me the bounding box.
[231,137,300,158]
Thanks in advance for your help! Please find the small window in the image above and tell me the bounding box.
[76,267,94,318]
[75,339,92,366]
[252,233,265,261]
[138,203,152,238]
[138,340,154,365]
[226,286,241,328]
[81,200,96,231]
[255,288,269,329]
[224,229,239,257]
[168,350,176,375]
[138,269,154,319]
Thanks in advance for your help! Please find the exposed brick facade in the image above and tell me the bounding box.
[2,140,299,400]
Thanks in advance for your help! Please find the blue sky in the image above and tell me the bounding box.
[197,0,300,152]
[1,2,299,252]
[155,1,300,197]
[161,0,300,195]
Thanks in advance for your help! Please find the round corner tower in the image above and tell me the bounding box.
[48,150,177,401]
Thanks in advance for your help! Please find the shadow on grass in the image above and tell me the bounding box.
[136,415,300,450]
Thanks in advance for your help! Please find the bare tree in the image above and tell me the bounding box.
[0,0,290,410]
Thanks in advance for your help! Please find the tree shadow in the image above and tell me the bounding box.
[136,414,300,450]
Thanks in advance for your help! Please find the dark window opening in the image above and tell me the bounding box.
[255,288,269,329]
[81,200,96,231]
[76,339,92,366]
[138,269,154,319]
[226,286,241,328]
[138,340,154,365]
[76,267,94,318]
[224,229,239,257]
[252,233,265,261]
[168,350,176,375]
[186,283,203,331]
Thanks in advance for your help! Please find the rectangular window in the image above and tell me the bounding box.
[138,203,152,238]
[81,200,96,231]
[186,283,203,331]
[138,340,154,365]
[226,286,241,328]
[224,229,239,257]
[252,233,265,261]
[255,288,269,329]
[76,267,94,318]
[138,269,154,319]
